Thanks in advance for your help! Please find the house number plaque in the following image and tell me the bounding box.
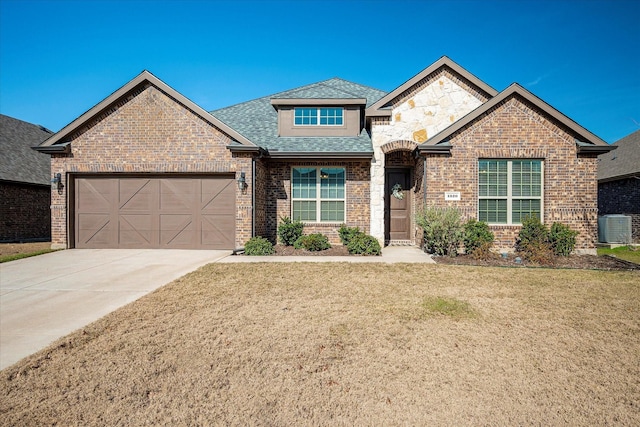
[444,191,461,201]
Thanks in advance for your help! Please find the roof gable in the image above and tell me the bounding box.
[36,71,256,153]
[0,114,52,185]
[366,56,498,117]
[418,83,613,154]
[598,130,640,181]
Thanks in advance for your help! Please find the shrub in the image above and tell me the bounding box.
[244,237,274,256]
[294,233,331,251]
[338,224,362,246]
[347,234,381,256]
[416,206,464,256]
[549,222,578,256]
[278,216,304,246]
[516,216,554,264]
[463,219,494,255]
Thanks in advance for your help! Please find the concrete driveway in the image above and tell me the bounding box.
[0,249,229,370]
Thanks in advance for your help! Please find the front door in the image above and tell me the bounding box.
[385,169,411,242]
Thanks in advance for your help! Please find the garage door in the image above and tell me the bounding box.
[75,176,235,249]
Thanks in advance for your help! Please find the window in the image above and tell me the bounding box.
[478,159,543,224]
[294,107,343,126]
[292,167,345,222]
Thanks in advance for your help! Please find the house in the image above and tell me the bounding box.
[598,130,640,242]
[35,57,614,253]
[0,114,53,242]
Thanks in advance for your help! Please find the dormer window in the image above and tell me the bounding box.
[294,107,344,126]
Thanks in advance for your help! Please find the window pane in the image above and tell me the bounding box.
[292,168,316,198]
[479,160,507,197]
[512,199,541,224]
[293,201,317,221]
[512,160,541,199]
[321,201,344,222]
[320,168,345,199]
[478,199,507,224]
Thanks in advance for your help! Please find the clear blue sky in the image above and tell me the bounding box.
[1,0,638,143]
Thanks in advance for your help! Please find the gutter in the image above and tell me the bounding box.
[32,142,71,154]
[265,151,374,159]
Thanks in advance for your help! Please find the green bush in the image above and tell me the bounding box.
[516,216,554,264]
[338,224,362,246]
[294,233,331,251]
[347,234,381,256]
[416,206,464,256]
[244,236,274,256]
[549,222,578,256]
[463,219,494,255]
[278,216,304,246]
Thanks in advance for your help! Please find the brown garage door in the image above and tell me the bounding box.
[75,176,235,249]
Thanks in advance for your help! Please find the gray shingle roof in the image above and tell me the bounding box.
[0,114,52,185]
[598,130,640,181]
[211,78,387,154]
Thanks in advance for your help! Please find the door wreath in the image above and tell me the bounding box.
[391,183,404,200]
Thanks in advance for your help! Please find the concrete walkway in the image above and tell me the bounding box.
[218,245,435,263]
[0,246,433,370]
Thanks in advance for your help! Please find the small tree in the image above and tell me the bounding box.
[277,216,304,246]
[416,206,464,256]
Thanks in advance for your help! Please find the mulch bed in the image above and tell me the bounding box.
[267,244,639,270]
[433,252,640,270]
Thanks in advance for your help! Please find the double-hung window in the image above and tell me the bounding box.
[292,167,345,222]
[478,159,543,224]
[294,108,343,126]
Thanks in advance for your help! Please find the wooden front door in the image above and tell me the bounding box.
[385,169,411,242]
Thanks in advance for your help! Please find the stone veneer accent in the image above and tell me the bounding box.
[259,160,370,245]
[370,70,487,244]
[422,96,599,253]
[49,84,253,249]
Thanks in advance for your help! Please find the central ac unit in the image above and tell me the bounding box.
[598,215,632,243]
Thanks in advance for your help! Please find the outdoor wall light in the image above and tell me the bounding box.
[237,172,247,192]
[51,173,63,191]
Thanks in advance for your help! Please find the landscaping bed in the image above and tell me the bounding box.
[432,251,639,270]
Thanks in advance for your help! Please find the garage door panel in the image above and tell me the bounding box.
[160,214,194,247]
[119,214,153,246]
[201,214,235,248]
[75,176,235,249]
[119,179,155,211]
[77,213,114,247]
[76,179,114,211]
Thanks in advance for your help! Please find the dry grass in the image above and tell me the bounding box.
[1,263,639,426]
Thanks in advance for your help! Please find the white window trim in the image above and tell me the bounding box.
[291,166,346,223]
[293,107,344,127]
[478,159,544,225]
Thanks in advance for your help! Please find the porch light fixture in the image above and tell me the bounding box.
[51,173,63,191]
[237,172,247,192]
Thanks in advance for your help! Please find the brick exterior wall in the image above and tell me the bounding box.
[422,96,599,252]
[0,182,51,241]
[598,178,640,242]
[258,160,370,245]
[50,84,253,249]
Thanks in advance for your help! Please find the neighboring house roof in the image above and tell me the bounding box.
[366,56,499,117]
[598,129,640,182]
[35,70,257,154]
[0,114,52,185]
[418,83,614,155]
[212,78,387,157]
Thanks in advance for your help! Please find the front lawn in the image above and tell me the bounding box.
[1,263,638,425]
